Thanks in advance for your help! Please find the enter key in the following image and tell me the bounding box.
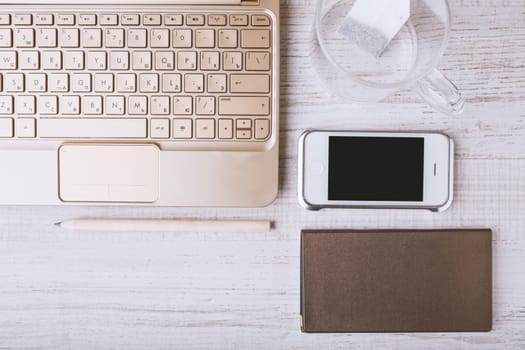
[230,74,270,93]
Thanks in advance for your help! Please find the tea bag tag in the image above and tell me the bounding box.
[339,0,410,58]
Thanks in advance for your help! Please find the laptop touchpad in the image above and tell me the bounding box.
[59,144,160,203]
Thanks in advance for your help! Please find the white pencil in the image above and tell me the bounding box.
[55,218,272,233]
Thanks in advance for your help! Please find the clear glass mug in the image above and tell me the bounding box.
[311,0,465,115]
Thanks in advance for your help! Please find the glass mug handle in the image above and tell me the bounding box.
[414,69,465,115]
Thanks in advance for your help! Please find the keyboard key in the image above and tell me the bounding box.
[186,14,205,26]
[35,14,54,25]
[0,14,11,25]
[164,14,183,26]
[0,29,12,47]
[117,73,136,92]
[150,29,170,48]
[208,14,227,26]
[195,119,215,139]
[173,96,192,115]
[236,129,251,139]
[5,73,24,92]
[56,14,75,26]
[61,95,80,114]
[59,28,80,47]
[241,29,270,48]
[218,29,237,48]
[121,14,139,26]
[150,96,170,115]
[155,51,174,70]
[132,51,152,70]
[172,118,192,139]
[218,119,233,139]
[82,28,102,47]
[79,14,97,26]
[110,51,129,70]
[150,118,170,139]
[13,14,32,26]
[49,73,69,92]
[143,14,161,26]
[87,51,107,70]
[42,51,62,70]
[173,29,192,48]
[177,51,197,70]
[128,95,148,115]
[105,28,124,48]
[26,73,47,92]
[94,73,114,92]
[106,95,125,115]
[196,29,215,48]
[236,119,252,129]
[255,119,272,141]
[196,96,215,115]
[219,96,270,116]
[223,52,242,71]
[0,96,13,114]
[38,95,58,115]
[252,15,271,26]
[14,28,35,47]
[19,51,40,70]
[184,73,204,93]
[230,14,248,26]
[39,118,147,138]
[83,95,103,114]
[139,73,159,92]
[246,51,270,71]
[100,14,118,26]
[0,52,17,69]
[64,51,84,70]
[162,73,181,92]
[200,51,220,71]
[230,74,270,93]
[16,118,36,138]
[0,118,13,137]
[128,29,147,47]
[16,95,36,114]
[207,74,227,93]
[37,28,57,48]
[71,73,91,92]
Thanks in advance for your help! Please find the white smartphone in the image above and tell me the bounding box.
[298,131,454,211]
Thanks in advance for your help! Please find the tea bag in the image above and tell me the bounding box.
[339,0,410,58]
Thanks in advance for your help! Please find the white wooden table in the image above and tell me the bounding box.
[1,1,524,348]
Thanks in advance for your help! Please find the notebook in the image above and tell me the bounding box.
[0,0,279,207]
[301,229,492,332]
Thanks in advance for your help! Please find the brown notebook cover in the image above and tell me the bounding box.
[301,229,492,333]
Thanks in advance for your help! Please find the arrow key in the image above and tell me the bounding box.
[150,118,170,139]
[255,119,270,140]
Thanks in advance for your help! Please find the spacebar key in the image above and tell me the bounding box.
[39,118,148,139]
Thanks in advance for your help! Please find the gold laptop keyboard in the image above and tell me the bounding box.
[0,11,273,142]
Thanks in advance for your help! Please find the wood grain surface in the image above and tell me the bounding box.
[1,0,524,348]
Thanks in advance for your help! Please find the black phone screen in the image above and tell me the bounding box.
[328,136,424,201]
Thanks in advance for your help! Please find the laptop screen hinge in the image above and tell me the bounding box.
[241,0,259,5]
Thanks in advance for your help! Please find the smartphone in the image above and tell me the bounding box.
[298,131,454,211]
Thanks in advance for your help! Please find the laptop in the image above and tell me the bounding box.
[0,0,279,207]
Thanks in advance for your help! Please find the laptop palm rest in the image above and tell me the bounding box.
[59,144,159,203]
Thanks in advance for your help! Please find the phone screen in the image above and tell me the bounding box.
[328,137,424,201]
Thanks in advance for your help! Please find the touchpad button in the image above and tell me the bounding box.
[59,144,159,203]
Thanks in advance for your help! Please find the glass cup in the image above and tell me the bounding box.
[311,0,464,115]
